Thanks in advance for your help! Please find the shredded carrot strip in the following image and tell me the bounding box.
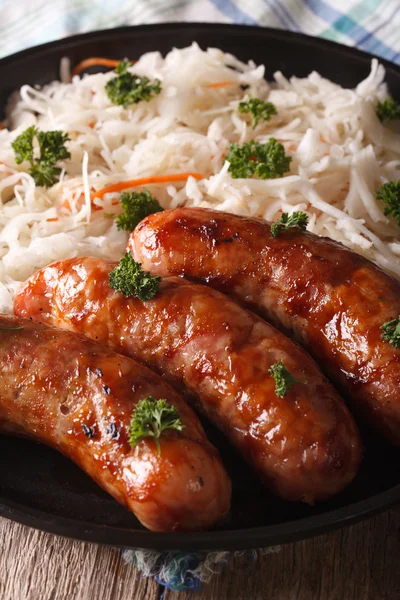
[72,58,135,76]
[91,173,204,200]
[61,199,71,211]
[204,81,237,89]
[55,192,101,218]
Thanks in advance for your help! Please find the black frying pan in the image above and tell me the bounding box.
[1,23,399,551]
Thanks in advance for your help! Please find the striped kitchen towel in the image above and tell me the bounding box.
[0,0,399,63]
[1,0,399,592]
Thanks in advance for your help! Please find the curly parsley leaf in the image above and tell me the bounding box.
[12,126,36,163]
[271,211,309,238]
[29,164,63,188]
[227,138,292,179]
[129,397,185,456]
[114,190,164,231]
[381,317,400,349]
[115,58,133,75]
[376,181,400,225]
[376,98,400,122]
[105,60,161,108]
[12,126,71,187]
[238,98,277,128]
[109,252,161,300]
[268,360,307,398]
[36,129,71,163]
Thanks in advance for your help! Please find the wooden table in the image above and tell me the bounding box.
[1,509,399,600]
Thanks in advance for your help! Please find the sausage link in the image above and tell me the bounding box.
[130,207,400,444]
[14,258,362,503]
[0,314,231,532]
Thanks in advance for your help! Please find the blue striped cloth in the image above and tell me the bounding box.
[1,0,399,592]
[0,0,400,63]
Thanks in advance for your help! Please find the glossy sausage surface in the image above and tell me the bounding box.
[130,207,400,445]
[15,258,362,503]
[0,314,231,531]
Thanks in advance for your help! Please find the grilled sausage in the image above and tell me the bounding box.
[130,207,400,445]
[14,257,362,503]
[0,314,231,532]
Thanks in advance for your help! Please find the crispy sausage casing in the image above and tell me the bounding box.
[0,315,231,532]
[130,207,400,445]
[15,258,362,503]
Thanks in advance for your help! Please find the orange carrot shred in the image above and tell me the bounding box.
[72,58,135,77]
[204,81,237,89]
[61,199,71,211]
[59,192,102,214]
[91,173,204,200]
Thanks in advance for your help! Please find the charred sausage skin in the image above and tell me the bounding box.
[0,314,231,532]
[130,207,400,445]
[15,258,362,503]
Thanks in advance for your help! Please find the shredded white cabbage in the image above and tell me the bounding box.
[0,43,399,313]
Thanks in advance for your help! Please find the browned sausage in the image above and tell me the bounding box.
[0,314,231,532]
[14,257,362,503]
[130,207,400,444]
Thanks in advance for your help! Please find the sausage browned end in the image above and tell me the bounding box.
[15,258,362,504]
[0,314,231,532]
[130,207,400,445]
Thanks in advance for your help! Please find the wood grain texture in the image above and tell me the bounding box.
[166,510,400,600]
[0,518,159,600]
[1,511,399,600]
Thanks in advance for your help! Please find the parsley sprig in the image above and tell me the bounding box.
[12,126,71,187]
[109,252,161,300]
[238,98,277,128]
[227,138,291,179]
[376,181,400,225]
[381,317,400,349]
[268,360,307,398]
[376,98,400,122]
[271,211,309,238]
[129,397,185,456]
[105,60,161,108]
[106,190,164,231]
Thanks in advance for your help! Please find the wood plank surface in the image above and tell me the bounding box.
[1,510,399,600]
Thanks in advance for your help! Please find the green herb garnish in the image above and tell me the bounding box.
[129,397,184,456]
[113,190,163,231]
[381,317,400,349]
[12,126,70,187]
[109,252,161,300]
[268,360,307,398]
[376,98,400,122]
[105,60,161,108]
[271,211,309,238]
[0,326,24,331]
[227,138,291,179]
[115,58,133,75]
[376,181,400,225]
[238,98,277,128]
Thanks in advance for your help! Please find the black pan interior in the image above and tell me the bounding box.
[0,23,399,551]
